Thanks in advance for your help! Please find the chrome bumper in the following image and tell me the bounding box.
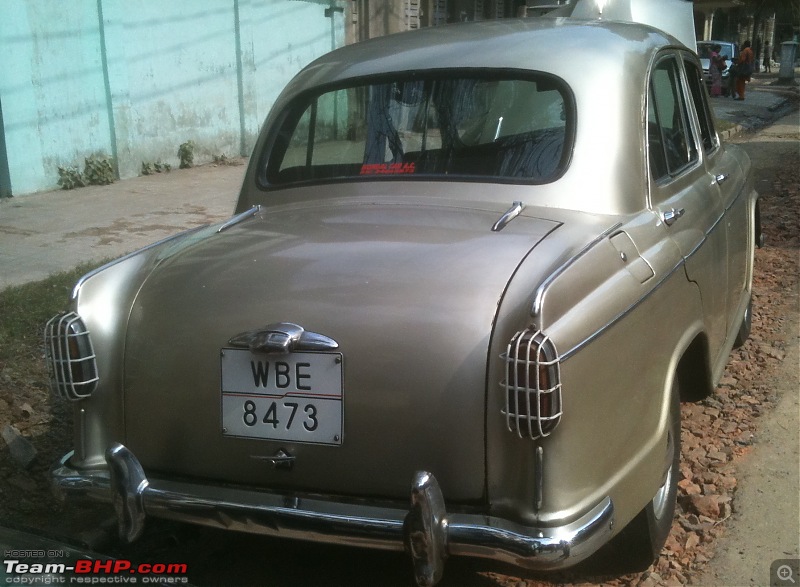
[53,444,614,586]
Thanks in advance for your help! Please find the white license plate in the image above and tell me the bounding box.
[221,348,343,445]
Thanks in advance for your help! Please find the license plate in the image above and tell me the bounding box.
[221,348,343,445]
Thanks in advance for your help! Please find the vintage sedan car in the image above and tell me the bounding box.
[46,14,758,587]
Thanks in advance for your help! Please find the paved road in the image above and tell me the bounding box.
[712,76,799,133]
[0,162,243,289]
[0,75,795,291]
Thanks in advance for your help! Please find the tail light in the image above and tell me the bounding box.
[501,328,562,439]
[44,312,98,401]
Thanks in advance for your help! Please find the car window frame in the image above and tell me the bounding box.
[256,68,578,192]
[681,55,720,157]
[646,52,702,189]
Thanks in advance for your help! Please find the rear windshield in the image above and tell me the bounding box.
[265,74,573,187]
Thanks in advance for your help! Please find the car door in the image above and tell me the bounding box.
[682,56,751,338]
[647,52,729,362]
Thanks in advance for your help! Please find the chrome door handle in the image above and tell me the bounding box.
[663,208,685,226]
[715,174,729,185]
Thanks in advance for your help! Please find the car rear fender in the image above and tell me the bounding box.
[484,212,708,531]
[62,225,219,469]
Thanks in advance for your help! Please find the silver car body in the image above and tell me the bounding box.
[48,17,757,585]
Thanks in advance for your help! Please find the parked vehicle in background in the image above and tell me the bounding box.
[697,40,740,96]
[45,8,759,587]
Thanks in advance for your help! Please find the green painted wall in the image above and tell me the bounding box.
[0,0,345,196]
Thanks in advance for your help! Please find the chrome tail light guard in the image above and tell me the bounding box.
[501,328,563,439]
[44,312,99,401]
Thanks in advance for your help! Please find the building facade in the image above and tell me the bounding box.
[694,0,798,71]
[345,0,521,43]
[0,0,346,197]
[3,0,794,197]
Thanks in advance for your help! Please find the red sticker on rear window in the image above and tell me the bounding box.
[360,162,416,176]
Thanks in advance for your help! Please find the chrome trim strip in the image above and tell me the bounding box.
[682,180,747,261]
[560,256,685,361]
[70,225,208,300]
[71,205,260,300]
[534,446,544,512]
[531,222,623,324]
[217,204,261,233]
[79,411,87,462]
[52,445,614,573]
[722,178,746,213]
[492,201,525,232]
[555,185,746,361]
[681,204,726,261]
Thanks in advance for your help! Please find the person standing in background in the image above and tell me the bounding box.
[710,45,725,97]
[735,40,754,101]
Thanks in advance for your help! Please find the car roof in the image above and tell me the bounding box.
[253,18,699,216]
[280,18,678,100]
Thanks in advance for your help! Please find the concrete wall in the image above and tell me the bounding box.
[0,0,344,196]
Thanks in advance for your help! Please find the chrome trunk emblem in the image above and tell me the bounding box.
[229,322,339,354]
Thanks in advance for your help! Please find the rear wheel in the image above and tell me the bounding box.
[611,379,680,571]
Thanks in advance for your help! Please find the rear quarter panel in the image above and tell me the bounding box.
[486,210,703,533]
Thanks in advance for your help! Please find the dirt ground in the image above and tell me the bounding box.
[695,331,799,586]
[691,103,800,587]
[0,107,798,586]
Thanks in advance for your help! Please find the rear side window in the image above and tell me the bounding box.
[266,74,573,186]
[648,57,698,181]
[684,58,719,153]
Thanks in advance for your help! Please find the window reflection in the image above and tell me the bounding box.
[268,74,572,185]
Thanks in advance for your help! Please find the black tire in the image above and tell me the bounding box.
[733,296,753,348]
[609,379,680,572]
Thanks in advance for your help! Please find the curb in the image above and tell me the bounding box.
[720,124,744,140]
[718,93,794,140]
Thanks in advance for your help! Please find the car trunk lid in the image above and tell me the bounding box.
[123,198,559,502]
